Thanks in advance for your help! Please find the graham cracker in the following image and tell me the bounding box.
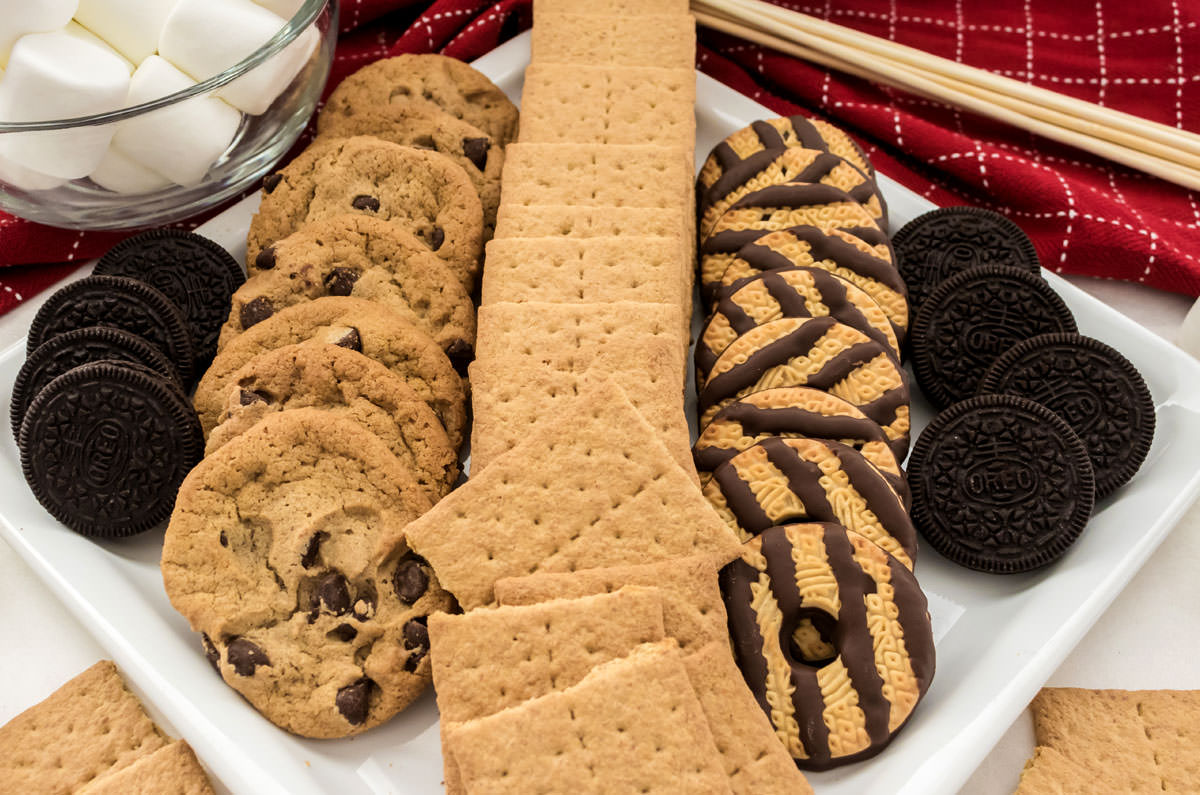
[404,377,740,609]
[494,555,728,651]
[77,741,214,795]
[444,641,732,794]
[430,588,667,724]
[533,0,689,14]
[683,643,814,795]
[1015,746,1094,794]
[1028,688,1200,792]
[480,236,691,344]
[518,64,696,148]
[468,301,692,476]
[0,661,168,793]
[499,143,692,213]
[430,587,667,794]
[492,204,687,241]
[531,13,696,69]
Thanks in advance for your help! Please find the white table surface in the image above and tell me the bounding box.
[0,265,1196,795]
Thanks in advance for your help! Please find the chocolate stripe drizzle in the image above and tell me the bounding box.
[887,555,936,695]
[827,442,917,566]
[719,558,776,719]
[821,525,892,756]
[699,317,839,411]
[693,400,892,472]
[760,525,832,759]
[760,438,836,531]
[713,458,774,533]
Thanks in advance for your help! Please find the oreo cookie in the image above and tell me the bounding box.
[11,326,181,441]
[979,333,1154,498]
[18,361,203,538]
[910,265,1076,409]
[891,207,1040,311]
[909,394,1094,574]
[27,274,195,386]
[94,229,245,367]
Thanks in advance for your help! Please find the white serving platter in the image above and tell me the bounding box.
[2,30,1200,795]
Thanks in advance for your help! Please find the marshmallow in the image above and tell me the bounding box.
[89,145,172,193]
[112,55,241,186]
[0,0,77,67]
[1181,297,1200,361]
[75,0,177,65]
[0,155,68,192]
[159,0,318,115]
[0,22,132,179]
[254,0,307,19]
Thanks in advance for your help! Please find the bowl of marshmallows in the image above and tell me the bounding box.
[0,0,336,230]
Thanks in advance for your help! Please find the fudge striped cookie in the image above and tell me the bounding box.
[692,386,907,507]
[699,184,886,298]
[721,522,934,769]
[702,437,916,567]
[696,267,899,382]
[707,226,907,341]
[698,316,911,456]
[699,147,885,239]
[700,117,876,185]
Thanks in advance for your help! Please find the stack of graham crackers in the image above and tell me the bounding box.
[470,0,698,477]
[395,1,813,791]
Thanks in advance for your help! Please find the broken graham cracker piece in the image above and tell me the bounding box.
[492,204,688,241]
[77,741,214,795]
[0,661,169,793]
[480,236,691,344]
[468,301,692,476]
[1015,746,1094,795]
[684,643,814,795]
[431,587,668,794]
[518,64,696,148]
[531,13,696,69]
[405,378,740,609]
[1028,688,1200,792]
[494,555,728,651]
[445,641,732,794]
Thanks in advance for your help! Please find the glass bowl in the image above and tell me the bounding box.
[0,0,337,230]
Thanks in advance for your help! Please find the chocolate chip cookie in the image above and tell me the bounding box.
[207,343,460,495]
[162,408,453,738]
[322,54,519,146]
[248,136,484,286]
[222,214,476,364]
[316,104,503,236]
[194,297,467,448]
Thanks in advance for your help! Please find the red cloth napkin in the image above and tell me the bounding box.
[1,0,1198,317]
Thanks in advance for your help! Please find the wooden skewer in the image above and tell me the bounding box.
[714,0,1200,158]
[691,2,1200,191]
